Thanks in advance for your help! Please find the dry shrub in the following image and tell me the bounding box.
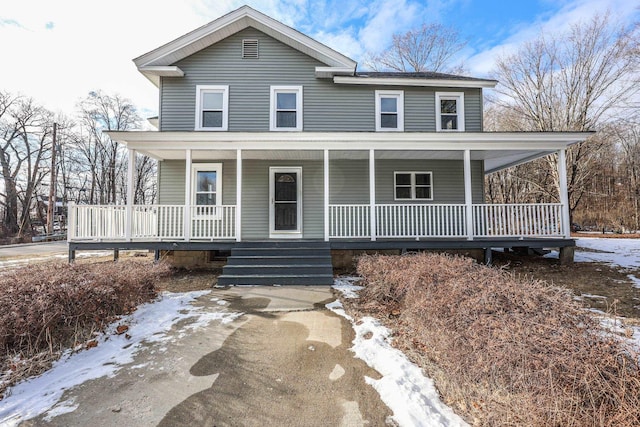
[0,260,170,397]
[356,252,640,426]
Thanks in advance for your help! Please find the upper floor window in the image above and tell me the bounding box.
[270,86,303,131]
[195,85,229,131]
[375,90,404,131]
[394,171,433,200]
[435,92,464,131]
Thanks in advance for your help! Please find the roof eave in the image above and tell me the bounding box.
[138,66,185,87]
[333,76,498,88]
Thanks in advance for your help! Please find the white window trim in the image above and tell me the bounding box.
[192,163,223,210]
[435,92,465,132]
[394,171,434,201]
[195,85,229,131]
[375,90,404,132]
[270,86,303,131]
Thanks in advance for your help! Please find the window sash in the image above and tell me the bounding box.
[195,86,228,130]
[192,164,222,209]
[394,172,433,200]
[375,90,403,131]
[271,86,302,131]
[435,92,464,132]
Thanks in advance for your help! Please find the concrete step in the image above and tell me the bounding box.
[226,255,330,266]
[220,242,333,286]
[230,247,330,257]
[222,264,333,276]
[234,241,330,249]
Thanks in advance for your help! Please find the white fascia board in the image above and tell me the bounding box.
[334,76,498,89]
[134,6,356,69]
[139,66,185,77]
[138,66,184,87]
[315,66,355,78]
[106,131,589,152]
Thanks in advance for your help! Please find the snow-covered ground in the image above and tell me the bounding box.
[0,251,110,269]
[330,278,468,427]
[545,237,640,269]
[1,237,638,427]
[0,291,241,427]
[572,237,640,269]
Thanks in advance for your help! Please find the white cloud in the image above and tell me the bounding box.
[465,0,640,76]
[1,0,636,119]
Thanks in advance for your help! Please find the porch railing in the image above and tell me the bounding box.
[376,204,467,238]
[69,202,564,242]
[329,203,565,239]
[69,204,235,241]
[329,205,371,238]
[473,203,563,237]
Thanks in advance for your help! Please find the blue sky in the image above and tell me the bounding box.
[0,0,637,118]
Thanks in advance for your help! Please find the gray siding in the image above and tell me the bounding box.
[375,160,483,203]
[241,160,324,240]
[329,159,369,204]
[160,28,483,132]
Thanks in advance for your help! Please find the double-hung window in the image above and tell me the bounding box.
[394,172,433,200]
[192,163,222,215]
[375,90,404,131]
[435,92,464,131]
[195,85,229,131]
[270,86,303,131]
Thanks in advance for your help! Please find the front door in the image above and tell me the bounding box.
[269,167,302,238]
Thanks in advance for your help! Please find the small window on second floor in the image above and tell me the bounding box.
[375,90,404,131]
[436,92,465,131]
[270,86,303,131]
[195,85,229,131]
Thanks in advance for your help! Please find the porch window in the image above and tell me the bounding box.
[195,85,229,131]
[270,86,302,131]
[394,172,433,200]
[375,90,404,131]
[435,92,465,131]
[192,163,222,210]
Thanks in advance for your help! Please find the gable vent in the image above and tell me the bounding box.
[242,39,259,59]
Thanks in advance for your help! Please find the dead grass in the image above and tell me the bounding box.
[0,260,170,398]
[350,252,640,426]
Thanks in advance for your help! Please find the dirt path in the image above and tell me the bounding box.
[23,287,392,427]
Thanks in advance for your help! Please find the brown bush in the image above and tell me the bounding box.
[0,260,170,397]
[355,252,640,426]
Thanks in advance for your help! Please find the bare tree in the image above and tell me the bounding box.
[75,91,141,204]
[364,22,467,73]
[0,92,54,237]
[489,13,640,218]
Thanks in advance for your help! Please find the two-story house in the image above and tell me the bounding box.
[68,6,588,284]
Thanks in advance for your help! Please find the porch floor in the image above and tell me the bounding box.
[68,237,575,266]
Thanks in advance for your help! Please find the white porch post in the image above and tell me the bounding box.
[236,149,242,242]
[369,149,376,241]
[125,149,135,241]
[463,149,474,240]
[558,149,571,238]
[324,149,329,242]
[184,149,192,241]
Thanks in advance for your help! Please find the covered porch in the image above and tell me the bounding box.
[68,132,584,260]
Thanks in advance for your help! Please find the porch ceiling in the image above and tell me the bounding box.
[108,131,590,174]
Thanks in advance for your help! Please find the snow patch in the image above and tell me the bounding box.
[328,279,468,427]
[333,277,364,298]
[0,290,241,426]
